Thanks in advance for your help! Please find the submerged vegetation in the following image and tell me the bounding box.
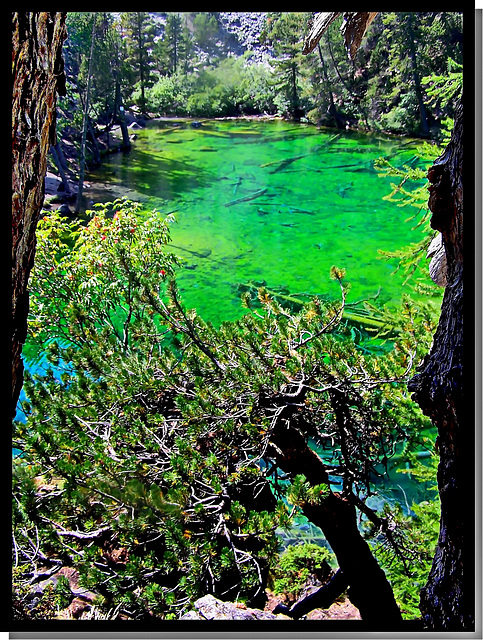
[13,10,463,624]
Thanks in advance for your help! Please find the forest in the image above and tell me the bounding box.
[11,11,472,631]
[54,12,463,171]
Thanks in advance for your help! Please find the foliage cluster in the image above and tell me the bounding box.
[365,456,440,619]
[58,11,463,165]
[270,543,335,604]
[12,566,72,620]
[13,198,441,619]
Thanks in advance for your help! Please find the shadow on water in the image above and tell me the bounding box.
[86,144,214,205]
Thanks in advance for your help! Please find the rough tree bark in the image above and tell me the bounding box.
[303,12,378,60]
[12,12,67,416]
[408,97,472,630]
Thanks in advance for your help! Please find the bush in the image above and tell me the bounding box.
[270,543,335,604]
[14,199,437,619]
[139,74,188,116]
[184,58,275,118]
[367,456,440,620]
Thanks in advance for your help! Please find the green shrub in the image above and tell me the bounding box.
[366,455,440,620]
[270,543,335,603]
[139,74,188,115]
[14,199,438,619]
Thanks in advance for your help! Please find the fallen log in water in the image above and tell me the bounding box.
[260,134,341,174]
[224,188,267,207]
[251,203,315,215]
[238,282,396,333]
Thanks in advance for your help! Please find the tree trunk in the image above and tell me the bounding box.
[408,97,472,630]
[269,415,403,626]
[115,80,132,153]
[87,116,101,167]
[317,44,345,129]
[137,13,147,116]
[12,12,67,416]
[406,13,430,138]
[75,13,97,214]
[304,15,470,628]
[49,144,71,195]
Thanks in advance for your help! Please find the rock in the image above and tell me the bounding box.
[58,204,72,216]
[217,13,272,63]
[180,594,292,621]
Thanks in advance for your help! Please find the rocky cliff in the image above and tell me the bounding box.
[217,12,272,63]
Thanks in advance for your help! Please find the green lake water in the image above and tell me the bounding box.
[84,119,440,534]
[15,120,439,547]
[86,118,436,326]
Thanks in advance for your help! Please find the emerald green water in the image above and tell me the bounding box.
[87,119,434,326]
[16,120,438,542]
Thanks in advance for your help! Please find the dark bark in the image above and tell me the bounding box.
[303,12,377,60]
[406,13,430,138]
[408,97,471,630]
[304,16,470,628]
[87,117,101,167]
[49,145,71,195]
[317,44,346,129]
[12,12,67,416]
[274,569,349,619]
[75,13,97,214]
[267,404,403,626]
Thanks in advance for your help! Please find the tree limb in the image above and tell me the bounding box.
[303,12,378,60]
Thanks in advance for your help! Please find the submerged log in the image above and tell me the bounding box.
[261,154,307,172]
[260,134,340,174]
[224,188,267,207]
[239,283,394,332]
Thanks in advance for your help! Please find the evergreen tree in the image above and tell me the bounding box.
[366,12,463,137]
[304,15,370,128]
[122,12,158,115]
[164,13,182,75]
[262,13,310,120]
[14,198,439,621]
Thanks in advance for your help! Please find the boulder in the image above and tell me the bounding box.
[180,594,291,621]
[58,203,72,216]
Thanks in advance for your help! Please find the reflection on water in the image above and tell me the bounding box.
[86,119,434,325]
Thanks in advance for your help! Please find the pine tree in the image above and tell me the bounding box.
[14,198,439,621]
[122,12,158,116]
[262,13,310,120]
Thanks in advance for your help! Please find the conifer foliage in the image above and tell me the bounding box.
[13,199,437,620]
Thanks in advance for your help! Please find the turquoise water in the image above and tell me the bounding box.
[86,119,434,325]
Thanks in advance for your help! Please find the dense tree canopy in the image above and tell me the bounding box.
[54,12,462,144]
